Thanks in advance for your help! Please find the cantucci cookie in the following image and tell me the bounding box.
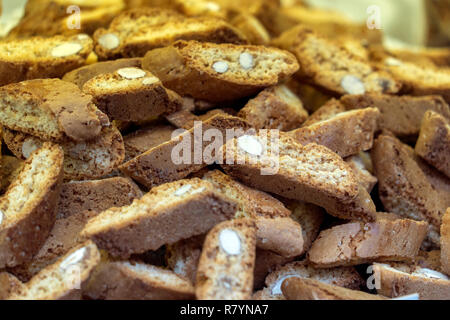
[84,260,195,300]
[220,131,377,221]
[372,263,450,300]
[0,272,23,300]
[442,208,450,275]
[415,111,450,178]
[196,218,256,300]
[281,277,386,300]
[341,94,450,139]
[142,40,299,102]
[8,241,100,300]
[307,218,428,268]
[63,58,142,89]
[253,261,363,300]
[289,108,380,158]
[0,155,24,194]
[202,169,291,219]
[301,98,346,127]
[120,113,250,189]
[82,67,182,121]
[237,85,308,131]
[81,178,237,258]
[123,124,176,161]
[372,133,450,248]
[0,79,109,142]
[0,34,93,86]
[0,143,64,268]
[3,126,125,181]
[345,152,378,193]
[230,13,270,45]
[93,8,247,60]
[272,26,400,95]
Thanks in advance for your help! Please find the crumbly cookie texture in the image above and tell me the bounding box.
[0,79,109,142]
[0,143,64,268]
[81,178,237,258]
[142,40,299,102]
[272,26,400,95]
[415,111,450,178]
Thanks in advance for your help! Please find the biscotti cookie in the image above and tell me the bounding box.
[0,155,24,194]
[3,126,125,181]
[63,58,142,89]
[414,250,442,272]
[142,40,299,103]
[93,8,246,60]
[123,124,176,161]
[442,208,450,275]
[220,131,377,221]
[8,241,100,300]
[415,111,450,178]
[196,218,256,300]
[81,178,237,258]
[307,218,428,268]
[0,143,64,268]
[82,67,182,121]
[202,169,291,219]
[281,277,386,300]
[341,94,450,139]
[0,34,93,86]
[389,47,450,68]
[372,134,450,248]
[253,260,364,300]
[0,272,23,300]
[300,98,346,127]
[345,153,378,193]
[0,79,109,142]
[272,26,400,95]
[237,85,308,131]
[289,108,380,158]
[372,263,450,300]
[230,13,270,45]
[120,113,250,189]
[84,260,195,300]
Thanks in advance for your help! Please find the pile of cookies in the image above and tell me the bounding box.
[0,0,449,300]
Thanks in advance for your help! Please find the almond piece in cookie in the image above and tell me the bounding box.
[0,34,93,86]
[0,79,109,142]
[237,85,308,130]
[196,218,256,300]
[81,178,237,258]
[142,40,299,102]
[8,241,100,300]
[84,259,195,300]
[289,108,380,158]
[272,26,400,95]
[93,8,247,60]
[307,218,428,268]
[373,262,450,300]
[82,67,182,121]
[0,143,64,268]
[415,111,450,178]
[220,131,376,221]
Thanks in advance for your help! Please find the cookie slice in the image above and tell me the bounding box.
[289,107,380,158]
[307,218,428,268]
[0,34,93,86]
[82,67,182,121]
[142,40,299,102]
[81,178,237,258]
[3,126,125,180]
[237,84,308,130]
[8,241,100,300]
[84,260,195,300]
[415,111,450,178]
[0,143,64,268]
[373,262,450,300]
[0,79,109,142]
[93,8,246,60]
[0,155,24,194]
[272,26,400,95]
[196,218,256,300]
[220,131,376,221]
[0,272,23,300]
